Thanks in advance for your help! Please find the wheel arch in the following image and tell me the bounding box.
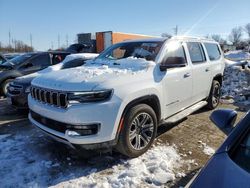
[213,73,223,86]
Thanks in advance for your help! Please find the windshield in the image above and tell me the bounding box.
[97,41,163,61]
[2,53,35,66]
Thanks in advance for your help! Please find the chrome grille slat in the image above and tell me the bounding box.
[30,86,67,108]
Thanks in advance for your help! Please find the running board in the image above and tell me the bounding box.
[163,101,208,124]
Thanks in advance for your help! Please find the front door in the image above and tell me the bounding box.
[160,41,193,118]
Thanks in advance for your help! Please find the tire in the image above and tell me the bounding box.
[116,104,157,158]
[1,79,13,97]
[206,80,221,110]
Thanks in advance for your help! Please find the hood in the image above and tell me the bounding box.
[32,57,155,91]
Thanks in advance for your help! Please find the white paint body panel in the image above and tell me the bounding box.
[28,37,225,145]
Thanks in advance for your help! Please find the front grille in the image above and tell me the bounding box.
[31,86,67,108]
[8,83,23,95]
[30,110,99,135]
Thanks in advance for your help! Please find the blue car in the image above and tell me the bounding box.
[188,109,250,188]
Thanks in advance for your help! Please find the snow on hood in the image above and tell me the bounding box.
[32,57,155,91]
[225,50,250,61]
[86,56,155,71]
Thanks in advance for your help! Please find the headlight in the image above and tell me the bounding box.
[25,86,31,93]
[67,89,113,104]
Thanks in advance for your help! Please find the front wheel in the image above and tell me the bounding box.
[206,80,221,110]
[1,79,13,97]
[116,104,157,158]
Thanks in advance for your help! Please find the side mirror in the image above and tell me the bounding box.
[159,57,186,71]
[210,109,237,135]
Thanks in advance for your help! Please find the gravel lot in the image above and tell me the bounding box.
[0,98,249,187]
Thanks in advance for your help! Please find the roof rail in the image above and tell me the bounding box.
[171,35,215,42]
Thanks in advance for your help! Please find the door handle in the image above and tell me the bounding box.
[205,68,210,72]
[184,73,191,78]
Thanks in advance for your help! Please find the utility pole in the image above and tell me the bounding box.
[58,34,60,49]
[30,34,33,49]
[173,25,178,36]
[8,30,11,46]
[66,34,69,47]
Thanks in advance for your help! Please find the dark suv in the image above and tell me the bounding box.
[0,51,69,96]
[7,53,98,109]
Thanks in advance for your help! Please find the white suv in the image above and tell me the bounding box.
[28,36,225,157]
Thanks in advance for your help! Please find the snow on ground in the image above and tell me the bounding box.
[0,131,186,188]
[221,58,250,103]
[198,141,215,156]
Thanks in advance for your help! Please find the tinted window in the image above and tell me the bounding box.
[30,54,50,66]
[62,58,85,69]
[162,41,187,66]
[3,53,34,66]
[52,54,68,65]
[187,42,206,63]
[231,125,250,173]
[204,43,221,61]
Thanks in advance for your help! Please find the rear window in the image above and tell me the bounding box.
[204,43,221,61]
[187,42,206,63]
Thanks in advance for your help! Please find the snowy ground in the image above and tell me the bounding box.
[0,129,185,188]
[1,99,244,188]
[221,55,250,107]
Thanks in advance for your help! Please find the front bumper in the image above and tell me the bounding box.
[7,83,29,109]
[28,95,122,146]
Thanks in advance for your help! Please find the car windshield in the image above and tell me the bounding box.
[2,53,35,66]
[97,41,163,61]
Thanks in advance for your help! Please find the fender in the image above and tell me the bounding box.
[114,94,161,142]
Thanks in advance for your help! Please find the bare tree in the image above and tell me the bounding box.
[245,23,250,38]
[229,27,243,46]
[161,33,172,39]
[211,34,222,43]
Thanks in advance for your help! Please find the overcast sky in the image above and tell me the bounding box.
[0,0,250,50]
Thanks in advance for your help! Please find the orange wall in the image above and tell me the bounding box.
[96,32,104,53]
[112,32,153,44]
[96,32,154,53]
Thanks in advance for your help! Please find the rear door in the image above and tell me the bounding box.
[187,42,212,103]
[203,42,224,80]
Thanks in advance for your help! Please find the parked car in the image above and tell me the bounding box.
[188,109,250,188]
[0,51,70,96]
[0,53,8,64]
[7,53,99,109]
[28,36,225,157]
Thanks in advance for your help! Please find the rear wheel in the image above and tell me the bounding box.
[206,80,221,110]
[1,79,13,96]
[116,104,157,158]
